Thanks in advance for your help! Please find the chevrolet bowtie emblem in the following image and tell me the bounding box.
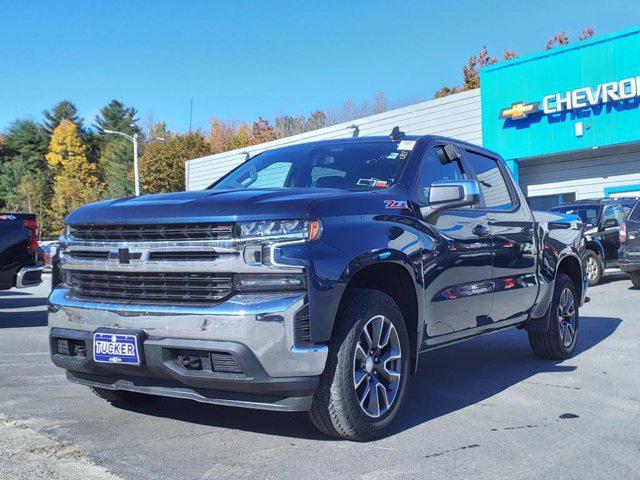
[499,101,540,120]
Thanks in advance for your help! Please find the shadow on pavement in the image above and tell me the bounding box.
[111,315,621,440]
[0,293,48,328]
[0,310,48,328]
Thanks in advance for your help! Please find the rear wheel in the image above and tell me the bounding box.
[309,289,410,441]
[631,271,640,288]
[528,273,579,359]
[584,250,602,286]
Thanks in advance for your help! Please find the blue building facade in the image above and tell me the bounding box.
[481,26,640,208]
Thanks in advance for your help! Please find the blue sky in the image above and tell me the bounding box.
[1,0,639,133]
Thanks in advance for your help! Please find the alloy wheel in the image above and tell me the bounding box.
[352,315,402,418]
[557,287,577,348]
[585,256,598,281]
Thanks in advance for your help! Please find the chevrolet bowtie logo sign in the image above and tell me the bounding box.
[499,101,540,120]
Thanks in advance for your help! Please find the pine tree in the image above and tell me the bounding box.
[94,100,138,135]
[98,137,135,199]
[0,120,48,207]
[46,120,102,233]
[43,100,83,137]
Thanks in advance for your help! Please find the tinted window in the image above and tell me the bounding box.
[465,151,513,210]
[629,202,640,221]
[212,141,410,191]
[602,204,624,226]
[550,205,600,225]
[418,146,465,202]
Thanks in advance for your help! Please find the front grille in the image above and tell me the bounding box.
[68,223,234,242]
[67,270,233,304]
[148,251,220,261]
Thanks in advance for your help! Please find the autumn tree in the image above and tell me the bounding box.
[545,31,570,50]
[503,50,519,60]
[462,47,497,90]
[226,123,252,151]
[46,120,102,233]
[208,118,235,153]
[250,117,276,145]
[579,28,595,41]
[139,133,212,194]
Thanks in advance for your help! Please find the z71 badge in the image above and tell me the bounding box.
[384,200,408,209]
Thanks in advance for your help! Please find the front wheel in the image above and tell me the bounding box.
[308,289,410,441]
[528,273,579,359]
[584,250,602,286]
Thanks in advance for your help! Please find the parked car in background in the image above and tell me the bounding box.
[38,241,59,270]
[0,213,43,289]
[49,134,586,440]
[618,199,640,287]
[549,198,636,285]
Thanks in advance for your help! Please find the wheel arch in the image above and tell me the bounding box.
[339,261,421,373]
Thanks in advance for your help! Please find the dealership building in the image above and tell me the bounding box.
[186,26,640,209]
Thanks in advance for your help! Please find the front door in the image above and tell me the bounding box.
[415,144,494,341]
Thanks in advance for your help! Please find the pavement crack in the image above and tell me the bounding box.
[424,443,480,459]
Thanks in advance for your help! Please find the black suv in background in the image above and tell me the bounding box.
[549,198,636,286]
[618,200,640,287]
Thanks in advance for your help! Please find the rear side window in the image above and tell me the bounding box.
[465,151,514,210]
[602,204,624,226]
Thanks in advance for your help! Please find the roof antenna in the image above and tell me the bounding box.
[348,124,360,137]
[389,126,405,140]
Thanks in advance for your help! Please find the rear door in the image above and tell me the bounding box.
[623,202,640,254]
[463,150,538,326]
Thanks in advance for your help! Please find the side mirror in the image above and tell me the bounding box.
[420,180,481,224]
[602,218,618,228]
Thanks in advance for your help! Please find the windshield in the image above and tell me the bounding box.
[210,140,412,191]
[550,205,600,225]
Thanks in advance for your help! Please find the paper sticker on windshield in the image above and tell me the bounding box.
[386,152,399,160]
[384,200,408,209]
[358,178,389,188]
[397,140,416,151]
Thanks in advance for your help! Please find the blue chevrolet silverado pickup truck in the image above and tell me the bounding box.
[49,132,586,440]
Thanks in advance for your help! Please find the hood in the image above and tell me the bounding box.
[66,188,352,225]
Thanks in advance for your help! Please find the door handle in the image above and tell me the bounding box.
[472,225,490,237]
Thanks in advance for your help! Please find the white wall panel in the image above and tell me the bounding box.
[520,144,640,200]
[185,89,482,191]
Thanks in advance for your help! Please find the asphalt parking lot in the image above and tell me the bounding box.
[1,274,639,480]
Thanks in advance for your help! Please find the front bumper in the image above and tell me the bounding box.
[48,288,328,411]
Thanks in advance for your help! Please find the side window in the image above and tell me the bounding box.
[602,205,623,226]
[465,151,514,210]
[418,146,465,202]
[242,161,292,188]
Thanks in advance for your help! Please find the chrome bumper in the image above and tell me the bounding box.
[48,288,328,378]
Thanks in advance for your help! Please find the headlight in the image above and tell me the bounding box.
[237,219,322,240]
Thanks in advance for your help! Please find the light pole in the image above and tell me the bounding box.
[102,127,165,197]
[102,128,141,196]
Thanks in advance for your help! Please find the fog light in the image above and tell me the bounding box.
[235,273,307,292]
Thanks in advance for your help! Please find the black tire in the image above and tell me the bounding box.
[584,250,602,286]
[528,273,579,359]
[308,289,410,441]
[631,271,640,288]
[90,386,148,405]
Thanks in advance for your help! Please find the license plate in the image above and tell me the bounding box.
[93,332,141,365]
